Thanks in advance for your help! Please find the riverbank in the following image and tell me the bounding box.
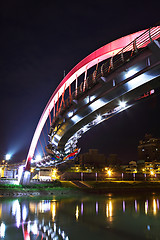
[1,180,160,197]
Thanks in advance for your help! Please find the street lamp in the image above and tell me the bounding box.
[5,154,11,161]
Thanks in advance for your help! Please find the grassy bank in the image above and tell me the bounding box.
[1,180,160,197]
[0,181,80,197]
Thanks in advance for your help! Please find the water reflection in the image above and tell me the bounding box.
[0,195,160,239]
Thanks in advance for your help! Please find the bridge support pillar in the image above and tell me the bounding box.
[20,171,31,185]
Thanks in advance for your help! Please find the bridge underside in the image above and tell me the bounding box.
[21,29,160,184]
[44,40,160,165]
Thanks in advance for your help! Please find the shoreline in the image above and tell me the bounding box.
[1,181,160,198]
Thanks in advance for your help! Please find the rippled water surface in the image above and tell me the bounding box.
[0,192,160,240]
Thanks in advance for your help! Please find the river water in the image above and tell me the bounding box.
[0,192,160,240]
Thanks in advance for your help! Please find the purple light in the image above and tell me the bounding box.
[96,202,98,214]
[123,200,125,212]
[81,203,83,215]
[135,200,137,212]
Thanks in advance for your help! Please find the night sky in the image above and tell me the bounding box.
[0,0,160,163]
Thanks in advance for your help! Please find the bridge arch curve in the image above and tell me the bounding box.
[26,29,153,168]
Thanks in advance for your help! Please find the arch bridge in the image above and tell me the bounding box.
[21,26,160,184]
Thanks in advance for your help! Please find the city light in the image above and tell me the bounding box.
[107,170,112,177]
[5,154,11,161]
[150,170,154,176]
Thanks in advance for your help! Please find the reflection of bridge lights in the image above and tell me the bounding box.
[39,201,51,213]
[119,101,126,108]
[22,205,28,222]
[31,220,38,235]
[0,222,6,238]
[12,200,21,228]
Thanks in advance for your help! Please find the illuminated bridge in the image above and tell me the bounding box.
[21,26,160,184]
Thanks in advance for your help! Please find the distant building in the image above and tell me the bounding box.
[107,154,120,167]
[137,134,160,172]
[138,134,160,162]
[79,149,106,169]
[125,161,137,173]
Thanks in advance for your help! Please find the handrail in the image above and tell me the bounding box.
[54,26,160,124]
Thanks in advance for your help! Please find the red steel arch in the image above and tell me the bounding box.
[25,29,147,169]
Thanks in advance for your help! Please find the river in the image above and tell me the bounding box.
[0,192,160,239]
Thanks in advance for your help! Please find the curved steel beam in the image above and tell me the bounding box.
[26,29,147,168]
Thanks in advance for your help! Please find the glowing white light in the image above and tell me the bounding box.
[125,68,137,78]
[22,205,28,222]
[5,154,11,160]
[68,111,73,118]
[89,99,106,111]
[96,115,102,122]
[36,155,42,161]
[119,101,126,108]
[71,115,81,123]
[12,200,21,228]
[82,125,88,132]
[31,221,38,235]
[0,222,6,238]
[90,95,96,102]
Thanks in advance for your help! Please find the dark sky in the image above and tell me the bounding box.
[0,0,160,163]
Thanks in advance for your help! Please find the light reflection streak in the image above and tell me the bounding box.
[134,200,137,212]
[75,205,79,221]
[122,201,125,212]
[51,201,56,221]
[12,200,21,228]
[96,202,98,214]
[81,203,83,215]
[3,197,160,239]
[22,205,28,222]
[157,199,159,210]
[153,199,157,215]
[106,200,112,221]
[145,200,148,215]
[0,222,5,238]
[38,201,51,213]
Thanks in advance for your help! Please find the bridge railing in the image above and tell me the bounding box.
[52,26,160,125]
